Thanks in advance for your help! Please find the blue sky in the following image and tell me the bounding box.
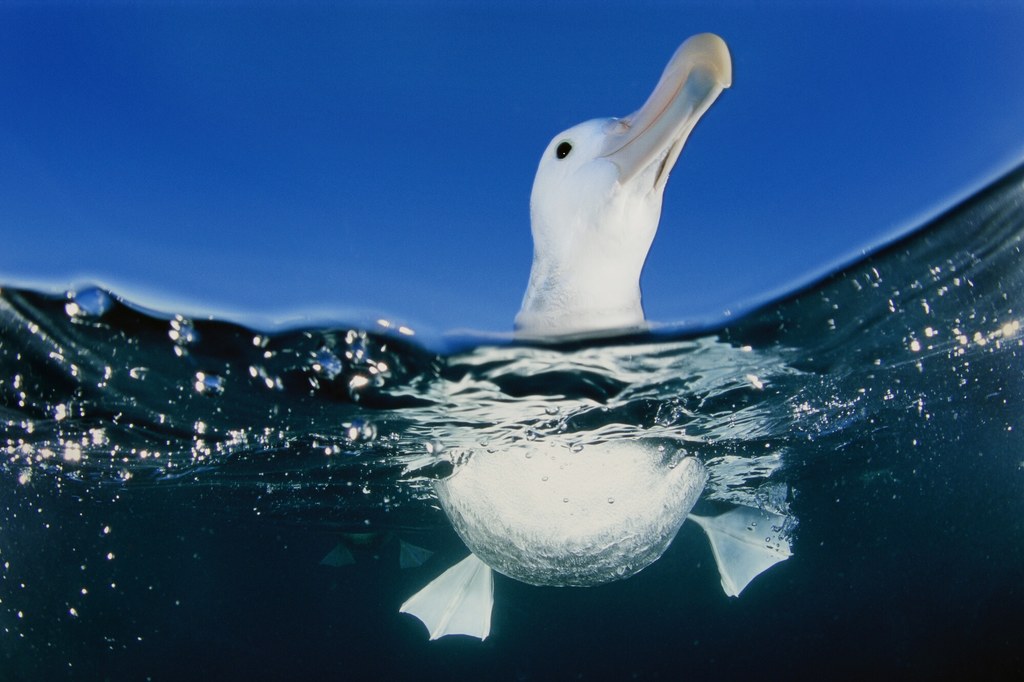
[1,2,1022,334]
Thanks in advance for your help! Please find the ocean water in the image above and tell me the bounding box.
[2,165,1022,680]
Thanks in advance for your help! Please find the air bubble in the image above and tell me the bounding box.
[169,317,198,345]
[312,348,343,379]
[194,372,224,396]
[66,288,112,318]
[344,419,377,443]
[346,331,368,360]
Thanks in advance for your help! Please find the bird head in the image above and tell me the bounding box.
[516,33,732,337]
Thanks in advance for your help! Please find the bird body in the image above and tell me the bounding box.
[401,34,792,642]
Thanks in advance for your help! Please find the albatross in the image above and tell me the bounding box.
[515,32,732,337]
[399,33,793,641]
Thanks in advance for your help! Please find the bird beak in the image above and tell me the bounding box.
[601,33,732,189]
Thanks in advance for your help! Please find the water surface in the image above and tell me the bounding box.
[2,166,1022,679]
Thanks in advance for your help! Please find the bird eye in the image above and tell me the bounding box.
[556,141,572,159]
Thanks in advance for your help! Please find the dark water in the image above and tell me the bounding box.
[2,166,1023,680]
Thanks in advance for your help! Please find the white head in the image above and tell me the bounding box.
[515,33,732,337]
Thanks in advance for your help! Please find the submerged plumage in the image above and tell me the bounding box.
[435,442,707,586]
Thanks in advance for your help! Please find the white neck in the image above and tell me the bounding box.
[514,246,646,337]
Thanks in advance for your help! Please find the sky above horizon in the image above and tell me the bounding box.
[2,2,1023,334]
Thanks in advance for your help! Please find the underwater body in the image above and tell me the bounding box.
[0,165,1022,678]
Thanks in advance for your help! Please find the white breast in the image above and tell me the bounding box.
[435,441,707,586]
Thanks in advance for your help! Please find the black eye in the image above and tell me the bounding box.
[556,141,572,159]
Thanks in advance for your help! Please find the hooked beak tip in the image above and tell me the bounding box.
[682,33,732,89]
[602,33,732,184]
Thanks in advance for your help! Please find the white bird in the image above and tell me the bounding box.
[515,32,732,338]
[400,34,792,641]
